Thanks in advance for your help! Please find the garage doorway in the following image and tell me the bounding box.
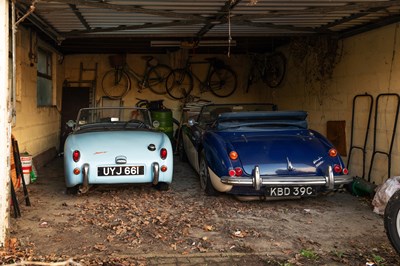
[60,86,90,151]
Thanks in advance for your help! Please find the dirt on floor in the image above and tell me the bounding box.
[1,156,400,265]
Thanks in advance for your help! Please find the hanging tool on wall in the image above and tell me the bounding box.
[29,28,38,67]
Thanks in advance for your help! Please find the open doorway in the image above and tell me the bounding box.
[59,87,90,151]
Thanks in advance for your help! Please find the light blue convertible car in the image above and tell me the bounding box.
[64,107,173,194]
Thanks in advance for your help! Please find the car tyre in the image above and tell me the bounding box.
[66,185,79,195]
[155,182,170,191]
[384,189,400,254]
[199,152,219,196]
[178,139,188,162]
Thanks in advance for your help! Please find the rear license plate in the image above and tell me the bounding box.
[98,166,144,176]
[266,186,316,197]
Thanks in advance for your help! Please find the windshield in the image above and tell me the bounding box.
[197,103,276,127]
[76,107,151,126]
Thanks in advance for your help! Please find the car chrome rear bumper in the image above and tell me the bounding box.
[220,165,352,191]
[152,162,159,185]
[76,162,161,193]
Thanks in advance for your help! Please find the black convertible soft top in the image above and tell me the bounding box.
[216,111,308,129]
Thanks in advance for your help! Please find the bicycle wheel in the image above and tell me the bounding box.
[208,66,237,98]
[166,69,193,100]
[101,69,131,99]
[146,64,172,95]
[246,57,263,92]
[263,52,286,88]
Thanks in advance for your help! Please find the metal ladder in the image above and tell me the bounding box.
[63,62,98,107]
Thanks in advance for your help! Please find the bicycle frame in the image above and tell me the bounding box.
[184,60,215,92]
[102,56,172,98]
[124,58,154,89]
[166,56,237,99]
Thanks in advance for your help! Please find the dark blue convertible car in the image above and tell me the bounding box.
[179,103,352,199]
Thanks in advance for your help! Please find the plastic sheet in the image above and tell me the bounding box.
[372,176,400,215]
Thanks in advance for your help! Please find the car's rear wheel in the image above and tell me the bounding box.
[155,182,170,191]
[199,152,219,196]
[66,185,79,195]
[178,137,187,162]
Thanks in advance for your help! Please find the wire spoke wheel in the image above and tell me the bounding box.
[199,152,219,196]
[146,64,172,95]
[166,69,193,100]
[101,69,131,99]
[264,52,286,88]
[208,67,237,98]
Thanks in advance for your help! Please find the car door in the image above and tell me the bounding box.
[182,122,204,173]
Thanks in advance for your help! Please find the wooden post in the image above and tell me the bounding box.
[0,0,10,247]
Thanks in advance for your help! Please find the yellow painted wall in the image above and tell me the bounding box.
[12,26,64,157]
[275,24,400,185]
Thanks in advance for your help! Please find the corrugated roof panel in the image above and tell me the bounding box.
[205,24,310,36]
[15,0,400,53]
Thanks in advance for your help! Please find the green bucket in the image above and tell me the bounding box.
[151,109,174,141]
[350,177,377,197]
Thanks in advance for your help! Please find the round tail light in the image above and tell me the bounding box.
[229,151,238,160]
[342,168,349,175]
[234,167,243,176]
[73,168,80,175]
[161,165,167,172]
[333,164,342,173]
[228,169,236,177]
[329,148,338,157]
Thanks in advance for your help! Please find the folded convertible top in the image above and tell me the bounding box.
[216,111,308,129]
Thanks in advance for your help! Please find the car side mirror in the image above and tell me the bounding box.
[66,120,76,128]
[188,118,197,127]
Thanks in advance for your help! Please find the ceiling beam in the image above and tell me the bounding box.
[233,20,321,34]
[320,6,389,30]
[196,0,242,38]
[340,14,400,39]
[231,1,400,21]
[63,20,204,38]
[34,0,207,21]
[15,2,63,43]
[68,4,90,30]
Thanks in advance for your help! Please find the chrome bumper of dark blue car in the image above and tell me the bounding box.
[220,165,352,191]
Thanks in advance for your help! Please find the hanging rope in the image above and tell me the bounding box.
[228,8,232,57]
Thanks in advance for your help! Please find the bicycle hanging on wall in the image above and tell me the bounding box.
[101,54,172,99]
[165,57,237,100]
[246,52,286,92]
